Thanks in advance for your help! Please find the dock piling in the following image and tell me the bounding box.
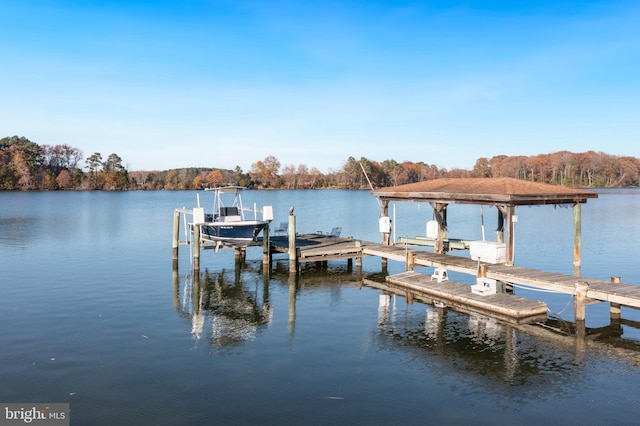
[193,223,201,272]
[288,214,298,273]
[172,210,180,265]
[262,224,271,267]
[574,281,589,322]
[610,276,622,320]
[573,203,582,276]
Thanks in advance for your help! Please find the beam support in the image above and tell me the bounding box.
[430,202,448,254]
[505,205,516,266]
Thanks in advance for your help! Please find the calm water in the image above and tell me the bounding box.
[1,189,640,425]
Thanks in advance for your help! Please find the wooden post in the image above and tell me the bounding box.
[505,205,516,266]
[288,214,298,273]
[193,223,201,272]
[381,200,390,246]
[478,264,487,278]
[172,263,179,310]
[406,252,415,271]
[574,281,589,322]
[235,247,246,263]
[430,202,448,254]
[610,276,621,320]
[574,281,588,339]
[496,207,504,243]
[262,224,271,267]
[172,210,180,265]
[406,291,414,304]
[573,203,582,277]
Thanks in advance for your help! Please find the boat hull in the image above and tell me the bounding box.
[200,221,269,243]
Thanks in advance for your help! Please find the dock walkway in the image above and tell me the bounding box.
[359,241,640,309]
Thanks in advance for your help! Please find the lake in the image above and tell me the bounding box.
[1,189,640,425]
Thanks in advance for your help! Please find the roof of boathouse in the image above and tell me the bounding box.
[371,177,598,206]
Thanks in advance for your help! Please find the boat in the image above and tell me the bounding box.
[192,186,273,245]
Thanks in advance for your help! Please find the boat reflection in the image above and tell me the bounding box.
[173,265,272,351]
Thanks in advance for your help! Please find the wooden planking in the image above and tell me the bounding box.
[386,271,548,324]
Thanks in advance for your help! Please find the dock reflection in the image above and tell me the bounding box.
[377,295,561,387]
[172,261,640,376]
[374,292,640,398]
[173,264,272,351]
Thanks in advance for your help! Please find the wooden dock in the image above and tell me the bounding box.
[266,234,640,325]
[359,241,640,310]
[173,210,640,329]
[382,271,548,324]
[270,234,363,263]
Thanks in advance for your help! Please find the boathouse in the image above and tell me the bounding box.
[371,177,598,275]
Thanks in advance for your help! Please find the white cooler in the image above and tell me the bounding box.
[469,241,506,264]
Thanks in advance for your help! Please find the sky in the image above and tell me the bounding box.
[1,0,639,173]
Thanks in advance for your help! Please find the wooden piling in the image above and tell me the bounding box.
[235,247,246,262]
[406,252,415,271]
[262,224,271,267]
[573,203,582,277]
[172,210,180,264]
[193,223,201,272]
[574,281,589,322]
[506,205,515,266]
[381,200,391,245]
[610,276,622,320]
[288,214,298,273]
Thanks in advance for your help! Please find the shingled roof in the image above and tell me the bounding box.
[371,177,598,206]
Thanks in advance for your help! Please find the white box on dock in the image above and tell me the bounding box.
[426,220,438,238]
[193,207,205,225]
[469,241,506,264]
[262,206,274,221]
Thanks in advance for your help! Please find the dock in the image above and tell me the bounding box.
[173,209,640,332]
[266,233,640,327]
[376,271,548,324]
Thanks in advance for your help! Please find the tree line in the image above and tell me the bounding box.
[1,135,639,191]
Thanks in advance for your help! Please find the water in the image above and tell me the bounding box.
[1,189,640,425]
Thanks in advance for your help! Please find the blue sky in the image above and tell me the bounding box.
[1,0,639,172]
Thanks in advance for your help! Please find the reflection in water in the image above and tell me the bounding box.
[174,264,272,352]
[0,217,35,248]
[172,260,640,404]
[374,294,640,402]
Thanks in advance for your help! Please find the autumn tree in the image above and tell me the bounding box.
[281,164,297,189]
[205,170,224,187]
[56,169,72,189]
[10,148,34,189]
[249,155,281,188]
[472,157,491,178]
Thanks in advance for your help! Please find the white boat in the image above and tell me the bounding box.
[193,186,273,245]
